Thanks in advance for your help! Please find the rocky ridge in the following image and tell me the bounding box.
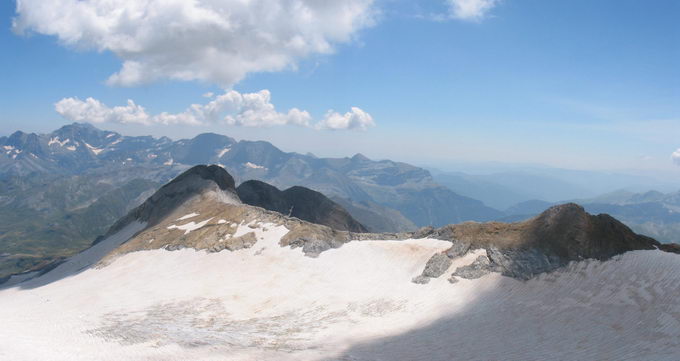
[93,165,678,283]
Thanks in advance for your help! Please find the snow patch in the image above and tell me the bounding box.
[217,148,231,158]
[84,142,104,155]
[167,218,214,235]
[65,146,77,151]
[177,213,200,221]
[164,158,174,166]
[244,162,266,170]
[48,137,69,147]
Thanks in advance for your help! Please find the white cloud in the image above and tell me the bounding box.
[55,90,373,130]
[672,149,680,166]
[54,97,156,125]
[14,0,376,87]
[317,107,375,131]
[446,0,499,21]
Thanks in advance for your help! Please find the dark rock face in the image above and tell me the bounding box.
[237,180,293,215]
[167,164,236,192]
[237,180,368,233]
[659,243,680,254]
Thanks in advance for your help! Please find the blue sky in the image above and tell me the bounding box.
[1,0,678,174]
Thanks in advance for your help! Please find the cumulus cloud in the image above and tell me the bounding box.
[54,97,156,125]
[317,108,375,131]
[446,0,499,21]
[672,149,680,165]
[55,90,374,130]
[13,0,376,87]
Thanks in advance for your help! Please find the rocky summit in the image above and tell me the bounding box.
[1,165,678,361]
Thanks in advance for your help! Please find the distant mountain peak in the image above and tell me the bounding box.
[351,153,370,162]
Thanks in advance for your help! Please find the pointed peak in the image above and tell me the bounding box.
[351,153,370,162]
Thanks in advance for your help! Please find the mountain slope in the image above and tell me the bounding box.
[237,180,368,233]
[0,166,678,360]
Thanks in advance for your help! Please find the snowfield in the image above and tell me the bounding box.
[1,222,679,360]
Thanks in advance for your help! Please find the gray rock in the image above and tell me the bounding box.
[411,275,430,284]
[445,241,471,258]
[451,255,497,279]
[414,226,435,239]
[447,276,459,284]
[486,247,567,280]
[298,238,345,257]
[224,232,258,251]
[422,253,452,278]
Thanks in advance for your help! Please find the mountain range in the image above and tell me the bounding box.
[3,122,680,279]
[0,123,501,278]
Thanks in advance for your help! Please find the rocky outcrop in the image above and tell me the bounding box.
[445,241,471,258]
[659,243,680,254]
[237,180,368,233]
[451,255,496,280]
[414,203,678,282]
[411,253,452,284]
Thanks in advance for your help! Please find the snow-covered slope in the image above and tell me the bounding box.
[0,221,678,360]
[1,165,678,360]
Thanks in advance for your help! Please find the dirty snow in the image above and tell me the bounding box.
[0,223,679,361]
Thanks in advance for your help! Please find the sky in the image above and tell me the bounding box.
[0,0,678,175]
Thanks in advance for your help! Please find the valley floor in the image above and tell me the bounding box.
[0,221,679,360]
